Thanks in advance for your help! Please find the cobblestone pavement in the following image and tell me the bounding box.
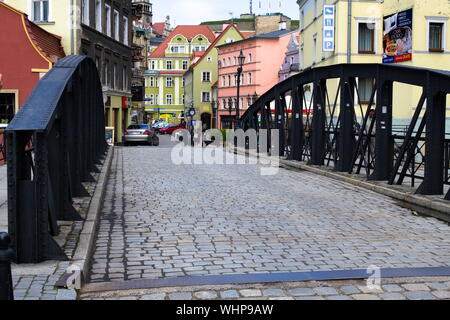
[80,276,450,300]
[88,145,450,285]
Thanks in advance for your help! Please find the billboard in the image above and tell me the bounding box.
[323,5,335,52]
[383,8,413,63]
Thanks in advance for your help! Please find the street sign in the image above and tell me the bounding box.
[323,5,335,52]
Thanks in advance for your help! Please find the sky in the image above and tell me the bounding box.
[152,0,299,26]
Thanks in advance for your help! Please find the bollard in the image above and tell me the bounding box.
[0,233,14,300]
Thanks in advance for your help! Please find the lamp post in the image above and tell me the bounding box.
[236,49,245,129]
[228,97,233,129]
[211,100,218,129]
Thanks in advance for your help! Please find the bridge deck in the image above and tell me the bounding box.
[88,137,450,285]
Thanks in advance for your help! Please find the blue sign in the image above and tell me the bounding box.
[323,5,335,52]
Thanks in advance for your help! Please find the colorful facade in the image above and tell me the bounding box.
[217,29,296,129]
[0,1,65,124]
[6,0,133,143]
[144,25,216,123]
[183,24,244,129]
[297,0,450,121]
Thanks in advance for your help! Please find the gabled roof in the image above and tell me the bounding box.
[150,25,216,58]
[152,22,166,36]
[189,24,245,69]
[0,2,65,64]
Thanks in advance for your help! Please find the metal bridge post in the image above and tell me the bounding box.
[290,84,304,161]
[275,91,285,157]
[371,79,393,181]
[417,75,446,195]
[0,233,14,300]
[336,77,355,172]
[309,79,326,165]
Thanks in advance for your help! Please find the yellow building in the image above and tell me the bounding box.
[297,0,450,121]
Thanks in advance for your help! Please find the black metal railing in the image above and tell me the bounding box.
[5,55,107,264]
[241,63,450,200]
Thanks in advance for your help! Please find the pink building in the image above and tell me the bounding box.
[217,29,297,129]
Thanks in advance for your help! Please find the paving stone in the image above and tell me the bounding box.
[56,289,77,300]
[402,284,430,292]
[403,291,435,300]
[326,295,353,300]
[220,290,239,299]
[382,284,403,292]
[263,289,285,297]
[380,292,407,300]
[352,294,381,300]
[194,291,218,300]
[340,285,360,295]
[288,288,315,296]
[240,289,262,297]
[169,292,193,300]
[141,293,166,300]
[431,291,450,299]
[313,287,339,296]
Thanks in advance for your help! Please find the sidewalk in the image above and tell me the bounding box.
[0,154,109,299]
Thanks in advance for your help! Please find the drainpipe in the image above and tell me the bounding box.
[347,0,352,63]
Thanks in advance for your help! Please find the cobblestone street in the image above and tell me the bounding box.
[88,143,450,294]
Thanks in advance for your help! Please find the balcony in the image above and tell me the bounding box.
[132,1,153,18]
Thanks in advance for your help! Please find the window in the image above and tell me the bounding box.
[32,0,49,22]
[123,66,127,90]
[0,93,16,124]
[95,0,102,32]
[234,57,237,65]
[248,73,252,85]
[223,59,226,66]
[207,57,212,62]
[150,77,154,87]
[358,23,375,54]
[182,60,188,70]
[155,94,159,104]
[166,77,173,87]
[155,77,159,87]
[429,22,444,52]
[105,4,111,37]
[202,92,211,102]
[248,53,252,63]
[166,95,173,105]
[113,63,117,89]
[222,76,226,87]
[290,57,294,65]
[171,46,179,53]
[81,0,89,25]
[222,99,226,110]
[182,95,185,105]
[240,73,244,85]
[113,10,119,41]
[182,77,185,87]
[202,72,211,82]
[95,56,100,73]
[166,60,172,70]
[228,75,231,87]
[123,17,129,45]
[313,37,317,64]
[104,60,109,86]
[150,60,156,70]
[358,78,374,103]
[149,94,154,105]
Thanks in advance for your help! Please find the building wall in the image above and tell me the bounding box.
[186,26,244,128]
[4,0,77,54]
[217,31,295,128]
[298,0,450,121]
[0,3,52,109]
[255,14,291,34]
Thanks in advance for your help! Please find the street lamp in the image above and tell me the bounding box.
[211,99,218,129]
[235,49,245,128]
[228,98,233,129]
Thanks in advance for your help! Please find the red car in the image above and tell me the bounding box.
[158,123,186,135]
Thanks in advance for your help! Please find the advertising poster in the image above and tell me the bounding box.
[105,127,115,146]
[383,8,413,63]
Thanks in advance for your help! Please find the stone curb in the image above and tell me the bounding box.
[62,147,114,292]
[234,147,450,221]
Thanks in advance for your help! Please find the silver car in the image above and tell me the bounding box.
[123,124,159,146]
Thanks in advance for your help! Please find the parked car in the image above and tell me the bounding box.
[158,123,186,135]
[123,124,159,146]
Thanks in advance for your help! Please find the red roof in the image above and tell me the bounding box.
[152,22,165,36]
[25,19,65,62]
[241,31,256,39]
[190,24,245,69]
[150,25,216,58]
